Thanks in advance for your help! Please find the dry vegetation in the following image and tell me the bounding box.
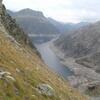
[0,27,88,100]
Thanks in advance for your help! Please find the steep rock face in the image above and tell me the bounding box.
[0,1,88,100]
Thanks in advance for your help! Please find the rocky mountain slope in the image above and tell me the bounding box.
[0,1,88,100]
[53,21,100,98]
[7,9,60,35]
[54,21,100,58]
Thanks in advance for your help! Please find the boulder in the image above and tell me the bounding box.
[36,84,55,96]
[0,70,15,82]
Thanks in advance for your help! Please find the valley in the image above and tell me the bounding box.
[30,33,100,99]
[0,0,89,100]
[34,42,73,79]
[1,0,100,99]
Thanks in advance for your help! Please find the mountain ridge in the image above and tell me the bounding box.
[7,9,60,35]
[8,9,89,35]
[48,17,89,33]
[54,21,100,58]
[8,8,44,17]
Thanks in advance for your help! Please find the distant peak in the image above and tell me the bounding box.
[17,8,44,17]
[19,8,34,12]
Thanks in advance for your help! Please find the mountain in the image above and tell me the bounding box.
[7,9,60,35]
[7,9,89,35]
[53,21,100,97]
[54,21,100,58]
[48,18,89,33]
[0,1,88,100]
[11,8,44,17]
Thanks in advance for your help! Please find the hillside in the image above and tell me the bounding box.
[0,1,88,100]
[7,9,60,35]
[2,7,33,47]
[53,21,100,98]
[54,21,100,58]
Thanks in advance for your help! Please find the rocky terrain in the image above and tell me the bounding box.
[0,0,88,100]
[7,9,60,35]
[52,21,100,99]
[54,22,100,58]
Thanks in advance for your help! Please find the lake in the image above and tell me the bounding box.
[34,42,73,80]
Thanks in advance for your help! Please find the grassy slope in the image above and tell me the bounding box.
[0,26,88,100]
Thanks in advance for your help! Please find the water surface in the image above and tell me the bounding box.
[35,43,73,79]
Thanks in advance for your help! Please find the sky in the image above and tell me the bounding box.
[3,0,100,23]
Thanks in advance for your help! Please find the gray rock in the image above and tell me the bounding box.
[0,70,15,82]
[16,68,20,73]
[36,84,55,96]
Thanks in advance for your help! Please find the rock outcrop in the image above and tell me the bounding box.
[0,3,33,47]
[0,69,15,82]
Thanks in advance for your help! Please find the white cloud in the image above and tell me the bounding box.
[3,0,72,11]
[3,0,100,23]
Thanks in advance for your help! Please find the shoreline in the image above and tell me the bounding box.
[50,42,100,99]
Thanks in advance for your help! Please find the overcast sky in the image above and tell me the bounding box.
[3,0,100,23]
